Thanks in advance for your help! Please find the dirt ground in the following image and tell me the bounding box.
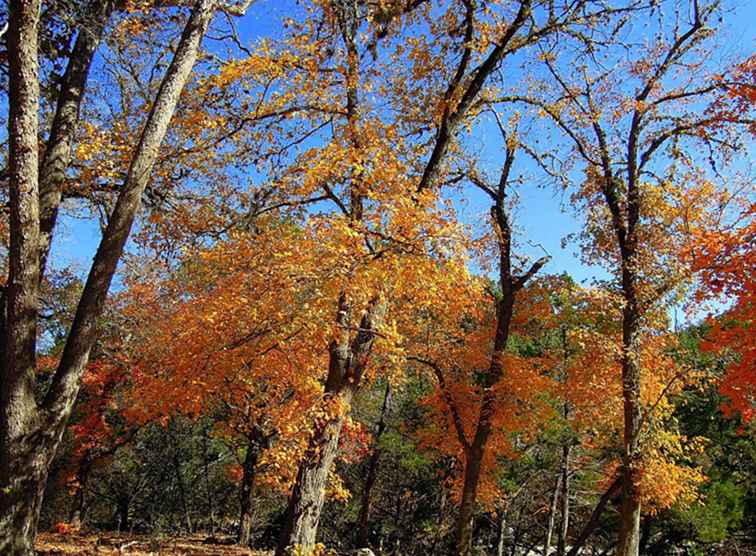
[35,532,271,555]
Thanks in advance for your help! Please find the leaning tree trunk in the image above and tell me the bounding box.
[276,294,386,555]
[276,390,354,555]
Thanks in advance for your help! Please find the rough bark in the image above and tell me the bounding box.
[38,0,114,278]
[544,473,562,555]
[356,383,391,548]
[276,391,353,555]
[0,1,44,553]
[0,1,217,552]
[238,434,263,546]
[453,143,548,556]
[276,295,387,555]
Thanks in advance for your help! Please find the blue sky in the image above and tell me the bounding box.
[49,0,756,290]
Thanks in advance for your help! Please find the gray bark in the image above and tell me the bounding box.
[0,0,45,552]
[453,142,548,556]
[38,0,115,278]
[276,295,387,555]
[544,473,562,555]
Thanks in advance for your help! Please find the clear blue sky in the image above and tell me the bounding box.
[50,0,756,289]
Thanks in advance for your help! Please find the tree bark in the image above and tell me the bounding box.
[277,295,386,555]
[565,475,622,556]
[556,443,570,556]
[616,205,643,556]
[37,0,114,278]
[544,473,562,555]
[356,382,391,548]
[0,0,44,553]
[0,1,217,552]
[452,143,548,556]
[276,389,354,556]
[238,436,261,546]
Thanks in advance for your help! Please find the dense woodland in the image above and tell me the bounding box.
[0,0,754,555]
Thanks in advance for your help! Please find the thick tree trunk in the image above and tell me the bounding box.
[276,390,353,556]
[276,294,386,555]
[0,0,43,553]
[356,383,391,548]
[238,439,260,546]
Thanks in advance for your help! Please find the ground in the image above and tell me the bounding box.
[35,532,270,555]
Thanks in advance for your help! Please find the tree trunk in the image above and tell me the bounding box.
[37,0,114,277]
[0,0,44,553]
[565,475,622,556]
[616,274,643,556]
[455,437,483,555]
[275,390,353,556]
[449,142,548,556]
[556,443,570,556]
[356,383,391,548]
[238,439,260,547]
[496,507,508,556]
[276,294,386,555]
[544,473,562,555]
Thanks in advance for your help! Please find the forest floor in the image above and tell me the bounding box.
[36,532,270,555]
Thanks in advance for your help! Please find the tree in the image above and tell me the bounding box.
[692,201,755,422]
[495,1,755,552]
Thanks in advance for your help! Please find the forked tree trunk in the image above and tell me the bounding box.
[452,144,548,556]
[276,293,386,555]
